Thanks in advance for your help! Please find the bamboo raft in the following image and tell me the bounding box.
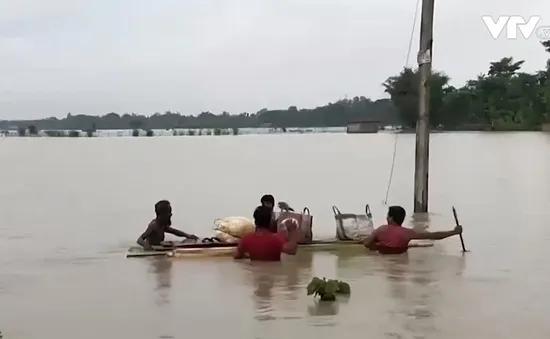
[126,239,433,258]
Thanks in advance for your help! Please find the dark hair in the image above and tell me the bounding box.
[253,205,273,228]
[388,205,406,225]
[155,200,171,215]
[260,194,275,205]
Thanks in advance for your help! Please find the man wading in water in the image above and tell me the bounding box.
[234,205,299,261]
[137,200,198,250]
[363,205,462,254]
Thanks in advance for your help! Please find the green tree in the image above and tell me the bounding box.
[28,125,38,135]
[0,99,398,130]
[382,67,451,128]
[130,119,143,130]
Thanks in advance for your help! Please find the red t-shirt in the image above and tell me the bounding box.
[372,224,416,254]
[238,231,286,261]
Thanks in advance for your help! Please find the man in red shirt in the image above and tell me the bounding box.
[234,206,299,261]
[363,205,463,254]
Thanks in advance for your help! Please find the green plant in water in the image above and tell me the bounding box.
[307,277,350,301]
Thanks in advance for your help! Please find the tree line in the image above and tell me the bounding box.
[0,98,398,132]
[1,40,549,132]
[384,40,550,130]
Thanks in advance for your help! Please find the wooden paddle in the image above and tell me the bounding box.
[452,206,467,252]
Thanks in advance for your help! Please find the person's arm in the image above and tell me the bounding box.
[409,225,462,240]
[234,237,248,259]
[165,227,198,239]
[281,228,299,255]
[137,223,155,250]
[362,228,379,250]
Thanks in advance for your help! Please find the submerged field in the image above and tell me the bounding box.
[0,132,549,338]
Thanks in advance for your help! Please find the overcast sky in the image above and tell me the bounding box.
[0,0,549,119]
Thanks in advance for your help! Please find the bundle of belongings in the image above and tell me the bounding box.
[213,216,255,243]
[332,204,374,241]
[213,206,314,244]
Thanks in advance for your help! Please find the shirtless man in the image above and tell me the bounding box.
[363,205,463,254]
[137,200,198,250]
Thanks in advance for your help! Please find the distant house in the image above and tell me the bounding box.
[346,120,380,133]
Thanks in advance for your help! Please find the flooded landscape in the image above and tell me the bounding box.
[1,132,550,338]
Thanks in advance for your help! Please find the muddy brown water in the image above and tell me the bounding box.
[1,132,550,338]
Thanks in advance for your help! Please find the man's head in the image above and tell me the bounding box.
[260,194,275,209]
[253,205,273,229]
[387,205,406,226]
[155,200,172,226]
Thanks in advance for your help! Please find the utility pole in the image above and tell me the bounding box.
[413,0,435,213]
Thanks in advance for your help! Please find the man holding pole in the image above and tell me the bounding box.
[363,206,463,254]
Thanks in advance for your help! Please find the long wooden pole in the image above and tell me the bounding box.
[452,206,467,252]
[413,0,435,213]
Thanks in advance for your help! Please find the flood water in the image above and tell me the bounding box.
[1,132,550,338]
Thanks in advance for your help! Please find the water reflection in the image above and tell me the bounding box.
[378,254,435,338]
[242,251,314,321]
[382,255,410,299]
[379,251,467,338]
[335,247,374,277]
[283,250,314,298]
[307,300,340,316]
[148,258,172,306]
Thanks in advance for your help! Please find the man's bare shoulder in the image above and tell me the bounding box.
[147,219,160,229]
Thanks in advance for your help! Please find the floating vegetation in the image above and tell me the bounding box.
[306,277,350,301]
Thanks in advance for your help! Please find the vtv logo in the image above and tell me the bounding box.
[482,16,540,39]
